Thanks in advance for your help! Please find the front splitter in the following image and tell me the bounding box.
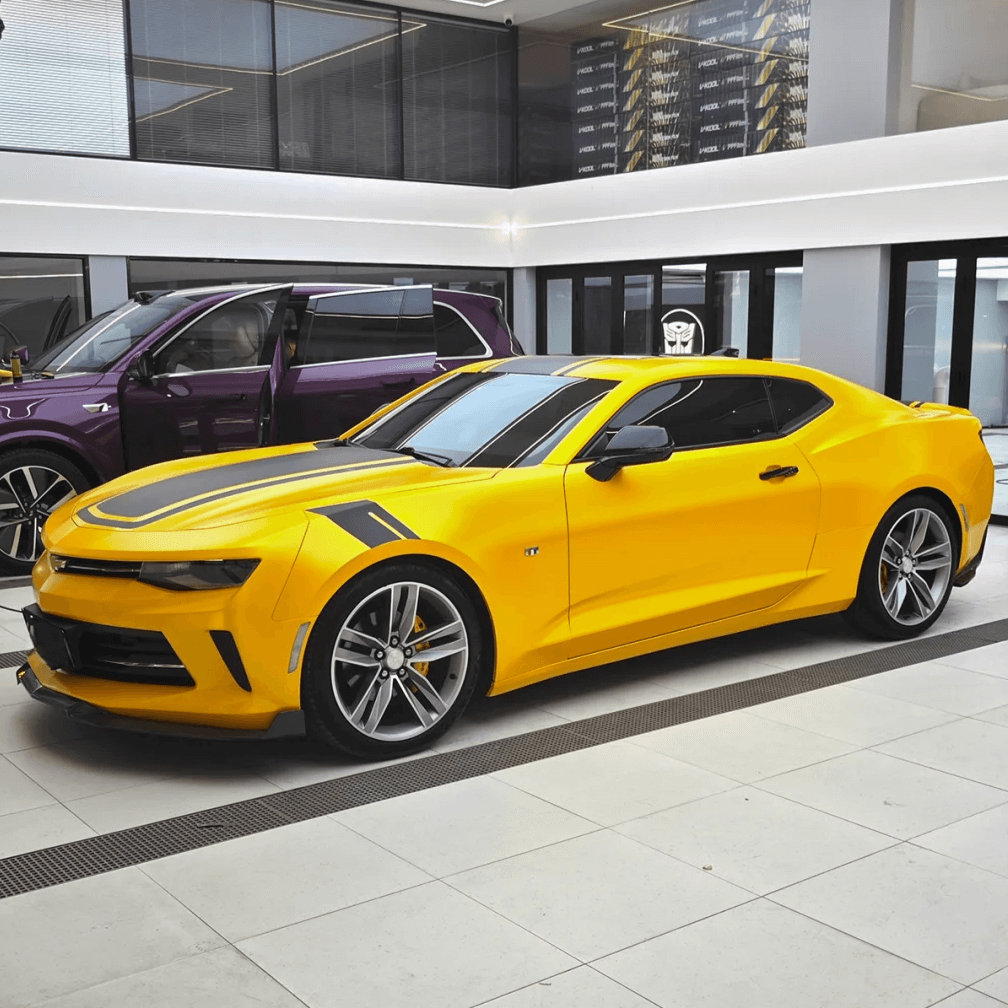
[17,663,305,742]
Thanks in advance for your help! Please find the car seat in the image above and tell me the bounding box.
[212,307,263,369]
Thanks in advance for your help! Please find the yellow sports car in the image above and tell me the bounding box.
[19,356,994,758]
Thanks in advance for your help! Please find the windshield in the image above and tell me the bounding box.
[31,294,201,374]
[352,370,616,468]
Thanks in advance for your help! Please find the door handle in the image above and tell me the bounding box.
[760,465,800,481]
[213,393,247,403]
[380,379,415,389]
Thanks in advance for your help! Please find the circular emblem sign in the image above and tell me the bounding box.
[661,308,705,356]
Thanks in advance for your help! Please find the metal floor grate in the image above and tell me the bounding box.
[2,617,1007,900]
[0,650,30,670]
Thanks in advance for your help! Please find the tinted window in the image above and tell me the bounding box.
[597,377,775,452]
[767,378,832,434]
[435,304,486,358]
[154,293,276,374]
[300,288,434,365]
[130,0,276,168]
[354,371,616,467]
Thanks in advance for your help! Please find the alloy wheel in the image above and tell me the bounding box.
[330,581,469,741]
[878,507,954,626]
[0,466,76,564]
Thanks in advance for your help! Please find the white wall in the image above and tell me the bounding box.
[2,116,1007,271]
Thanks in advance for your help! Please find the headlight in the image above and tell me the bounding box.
[138,559,260,591]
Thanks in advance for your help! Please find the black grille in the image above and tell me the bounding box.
[51,555,143,579]
[75,627,193,687]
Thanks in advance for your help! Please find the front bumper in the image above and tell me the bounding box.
[17,662,305,741]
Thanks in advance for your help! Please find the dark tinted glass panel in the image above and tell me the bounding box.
[130,0,276,168]
[767,378,831,434]
[435,304,485,358]
[0,256,86,363]
[583,277,612,354]
[301,288,434,364]
[402,17,513,186]
[275,0,401,178]
[604,377,775,450]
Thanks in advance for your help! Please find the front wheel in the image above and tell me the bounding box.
[0,450,91,576]
[844,494,959,640]
[301,563,482,759]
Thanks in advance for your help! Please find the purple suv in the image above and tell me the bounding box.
[0,283,518,574]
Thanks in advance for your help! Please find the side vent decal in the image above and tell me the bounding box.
[209,630,252,693]
[313,501,420,548]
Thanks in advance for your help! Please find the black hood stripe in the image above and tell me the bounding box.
[79,458,415,530]
[97,446,401,520]
[312,501,420,549]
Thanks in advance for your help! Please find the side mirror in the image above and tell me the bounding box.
[586,425,673,483]
[8,346,29,366]
[127,349,154,384]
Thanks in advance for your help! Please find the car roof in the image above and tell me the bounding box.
[472,354,834,386]
[142,283,498,303]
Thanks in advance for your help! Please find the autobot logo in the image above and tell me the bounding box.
[661,309,705,356]
[0,0,5,41]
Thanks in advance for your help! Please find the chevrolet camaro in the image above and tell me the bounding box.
[19,356,994,758]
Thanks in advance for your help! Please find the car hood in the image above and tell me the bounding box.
[0,371,104,398]
[60,442,493,537]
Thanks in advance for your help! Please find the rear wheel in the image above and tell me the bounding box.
[0,450,90,575]
[301,563,482,759]
[845,494,959,640]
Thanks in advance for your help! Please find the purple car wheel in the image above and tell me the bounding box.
[0,450,90,575]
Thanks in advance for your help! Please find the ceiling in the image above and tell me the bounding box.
[401,0,640,28]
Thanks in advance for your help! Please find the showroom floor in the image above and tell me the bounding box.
[1,529,1007,1008]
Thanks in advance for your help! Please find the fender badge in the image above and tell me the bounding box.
[525,547,540,557]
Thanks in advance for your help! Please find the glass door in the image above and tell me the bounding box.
[545,278,573,353]
[660,263,707,355]
[900,259,957,404]
[582,276,613,354]
[623,274,653,354]
[971,257,1008,520]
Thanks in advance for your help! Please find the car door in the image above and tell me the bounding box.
[564,375,821,657]
[274,286,437,444]
[119,287,287,470]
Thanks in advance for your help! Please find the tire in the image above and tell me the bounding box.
[844,493,960,641]
[301,562,483,759]
[0,449,91,576]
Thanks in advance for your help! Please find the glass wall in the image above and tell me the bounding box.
[0,0,130,156]
[275,1,402,178]
[130,0,276,168]
[0,256,87,362]
[900,259,957,405]
[898,0,1008,135]
[971,258,1008,427]
[519,0,810,186]
[126,258,508,315]
[770,265,803,362]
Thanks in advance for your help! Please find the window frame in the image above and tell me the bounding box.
[433,300,493,360]
[574,374,832,460]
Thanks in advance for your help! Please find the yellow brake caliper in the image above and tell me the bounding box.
[412,615,431,678]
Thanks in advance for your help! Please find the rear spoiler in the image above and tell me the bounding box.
[905,401,977,418]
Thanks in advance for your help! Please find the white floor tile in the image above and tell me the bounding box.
[524,669,684,722]
[0,702,97,754]
[448,829,752,961]
[433,695,570,752]
[913,803,1008,878]
[493,740,737,827]
[974,706,1008,728]
[932,991,1008,1008]
[757,749,1008,840]
[143,816,431,942]
[876,718,1008,790]
[937,642,1008,679]
[847,663,1008,716]
[334,775,597,877]
[0,753,56,816]
[772,844,1008,985]
[595,898,958,1008]
[478,966,655,1008]
[27,946,305,1008]
[0,804,94,859]
[616,786,895,895]
[0,867,224,1008]
[238,881,577,1008]
[248,745,426,790]
[750,682,956,747]
[5,737,178,802]
[630,710,856,783]
[65,773,281,833]
[975,964,1008,1003]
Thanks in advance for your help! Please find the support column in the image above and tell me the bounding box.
[800,0,905,389]
[511,266,536,354]
[86,256,128,316]
[800,246,891,392]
